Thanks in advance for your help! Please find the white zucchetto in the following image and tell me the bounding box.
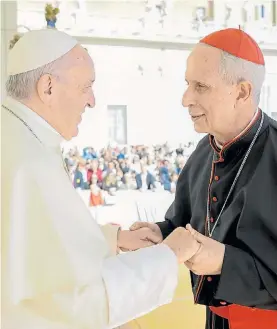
[7,29,78,75]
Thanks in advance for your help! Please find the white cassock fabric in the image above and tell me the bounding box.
[1,97,178,329]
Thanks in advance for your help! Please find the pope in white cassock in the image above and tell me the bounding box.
[1,29,200,329]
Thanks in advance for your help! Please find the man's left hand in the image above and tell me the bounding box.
[184,224,226,276]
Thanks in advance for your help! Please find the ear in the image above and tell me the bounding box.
[236,81,252,103]
[36,74,55,104]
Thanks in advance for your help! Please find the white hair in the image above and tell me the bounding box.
[200,43,266,105]
[219,50,265,105]
[6,57,64,100]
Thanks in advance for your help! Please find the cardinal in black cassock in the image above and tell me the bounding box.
[131,28,277,329]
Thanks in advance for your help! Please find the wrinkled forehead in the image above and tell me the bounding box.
[186,44,222,83]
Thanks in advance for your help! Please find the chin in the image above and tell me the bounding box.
[64,127,79,141]
[194,123,208,134]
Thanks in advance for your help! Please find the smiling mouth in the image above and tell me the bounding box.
[191,114,205,121]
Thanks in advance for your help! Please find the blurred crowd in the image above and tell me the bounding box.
[63,142,196,207]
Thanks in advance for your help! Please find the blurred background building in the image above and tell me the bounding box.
[1,1,277,149]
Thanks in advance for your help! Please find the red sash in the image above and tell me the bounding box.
[210,305,277,329]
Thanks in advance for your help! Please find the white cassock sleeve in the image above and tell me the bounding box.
[103,244,178,329]
[86,224,179,328]
[70,244,178,329]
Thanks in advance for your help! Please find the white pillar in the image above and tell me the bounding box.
[1,1,17,103]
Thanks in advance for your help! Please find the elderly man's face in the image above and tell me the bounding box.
[182,44,238,141]
[46,46,95,140]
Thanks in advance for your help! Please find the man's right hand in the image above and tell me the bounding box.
[163,227,201,263]
[117,227,162,251]
[129,222,201,262]
[129,222,163,243]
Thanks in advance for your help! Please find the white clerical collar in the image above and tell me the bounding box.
[3,97,63,149]
[214,139,223,150]
[214,109,259,149]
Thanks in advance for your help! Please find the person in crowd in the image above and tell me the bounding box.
[80,161,90,189]
[87,159,103,186]
[170,172,179,194]
[73,162,85,189]
[176,143,184,156]
[130,28,277,329]
[120,160,130,174]
[102,169,118,193]
[89,174,104,207]
[116,168,124,186]
[131,155,142,174]
[183,141,195,159]
[135,164,156,192]
[64,148,78,171]
[159,160,171,191]
[83,146,97,160]
[146,155,157,176]
[175,155,186,174]
[117,148,126,160]
[121,172,138,190]
[106,161,115,173]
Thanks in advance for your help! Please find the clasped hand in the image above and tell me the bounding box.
[117,226,162,251]
[118,222,225,275]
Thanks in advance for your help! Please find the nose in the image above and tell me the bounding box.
[87,90,95,108]
[182,85,196,108]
